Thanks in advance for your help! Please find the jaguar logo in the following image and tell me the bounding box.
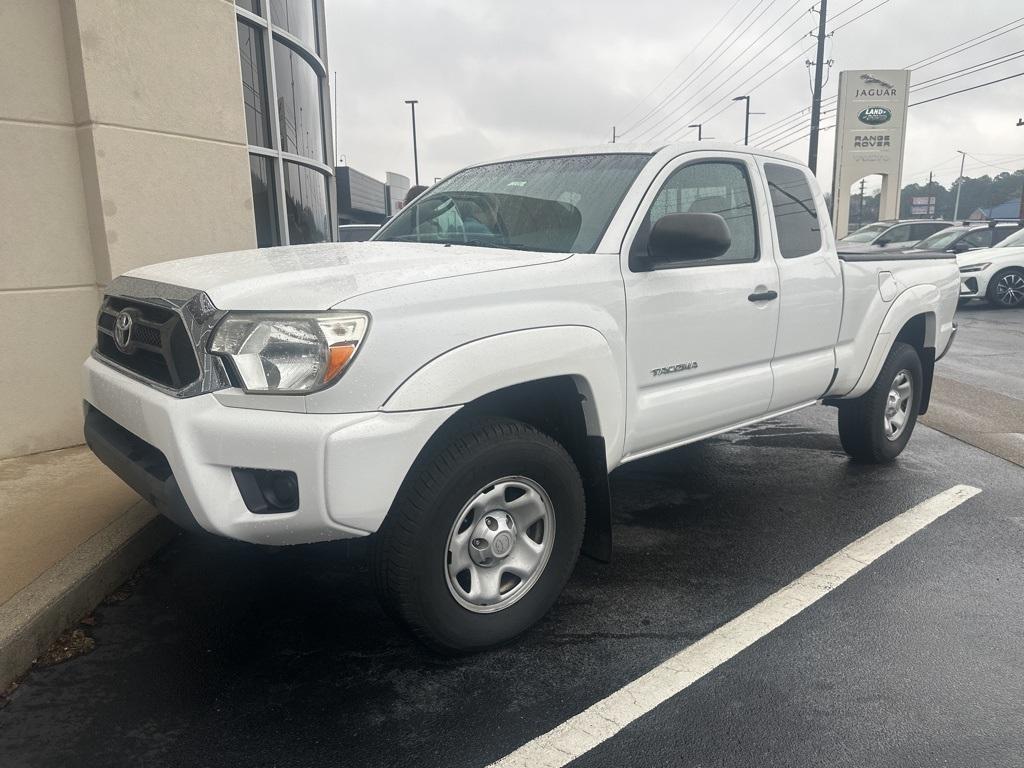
[858,107,892,125]
[114,310,134,352]
[859,73,894,89]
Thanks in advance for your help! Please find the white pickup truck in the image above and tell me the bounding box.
[83,143,959,651]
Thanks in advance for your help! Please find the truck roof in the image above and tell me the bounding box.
[488,141,805,167]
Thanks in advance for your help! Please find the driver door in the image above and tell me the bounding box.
[620,153,780,458]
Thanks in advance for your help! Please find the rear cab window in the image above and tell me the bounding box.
[763,163,822,258]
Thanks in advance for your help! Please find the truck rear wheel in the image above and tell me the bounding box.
[373,418,585,653]
[838,341,922,463]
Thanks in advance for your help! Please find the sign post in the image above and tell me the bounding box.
[830,70,911,238]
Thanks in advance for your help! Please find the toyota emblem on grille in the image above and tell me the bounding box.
[114,310,134,352]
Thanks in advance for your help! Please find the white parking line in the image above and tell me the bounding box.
[489,484,982,768]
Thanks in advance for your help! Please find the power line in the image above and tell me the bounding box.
[909,70,1024,106]
[646,2,811,142]
[906,16,1024,69]
[751,17,1024,141]
[668,41,818,142]
[620,0,777,137]
[629,0,789,140]
[768,70,1024,153]
[764,53,1024,150]
[614,0,749,128]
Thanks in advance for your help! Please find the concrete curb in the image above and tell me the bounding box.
[0,502,177,690]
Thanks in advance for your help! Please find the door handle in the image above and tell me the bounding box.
[748,290,778,302]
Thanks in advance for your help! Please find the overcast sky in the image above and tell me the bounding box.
[325,0,1024,195]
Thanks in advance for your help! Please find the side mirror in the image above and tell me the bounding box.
[640,213,732,270]
[874,238,890,247]
[951,240,971,253]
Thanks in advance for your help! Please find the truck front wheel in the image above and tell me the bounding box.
[838,341,922,463]
[373,418,585,653]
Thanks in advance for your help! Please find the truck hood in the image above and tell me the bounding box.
[124,242,570,309]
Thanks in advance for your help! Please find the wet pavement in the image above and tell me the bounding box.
[2,402,1021,767]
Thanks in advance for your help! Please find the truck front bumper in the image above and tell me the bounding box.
[82,356,457,544]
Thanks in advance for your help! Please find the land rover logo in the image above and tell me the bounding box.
[858,107,891,125]
[114,310,134,352]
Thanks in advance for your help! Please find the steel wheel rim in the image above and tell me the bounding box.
[444,476,555,614]
[883,369,914,441]
[995,273,1024,306]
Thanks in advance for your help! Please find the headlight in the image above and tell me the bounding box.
[209,312,369,393]
[958,262,991,274]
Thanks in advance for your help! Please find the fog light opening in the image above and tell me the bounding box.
[232,468,299,514]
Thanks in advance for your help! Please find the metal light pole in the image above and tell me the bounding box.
[952,150,967,222]
[688,123,704,141]
[405,99,420,185]
[733,96,751,146]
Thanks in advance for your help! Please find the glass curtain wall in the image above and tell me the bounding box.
[236,0,335,246]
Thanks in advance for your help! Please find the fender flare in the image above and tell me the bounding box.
[843,285,939,400]
[382,325,624,466]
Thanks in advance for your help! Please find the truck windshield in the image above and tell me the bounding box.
[375,153,651,253]
[840,222,888,243]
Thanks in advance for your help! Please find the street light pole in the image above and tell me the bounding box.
[733,96,751,146]
[688,123,703,141]
[952,150,966,222]
[404,99,419,185]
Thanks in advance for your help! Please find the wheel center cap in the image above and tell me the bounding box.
[492,531,514,557]
[468,512,518,566]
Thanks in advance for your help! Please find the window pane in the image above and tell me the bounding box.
[376,154,650,253]
[284,162,330,244]
[236,0,260,14]
[270,0,318,51]
[249,155,280,247]
[962,229,993,247]
[273,41,325,163]
[764,163,821,259]
[643,162,758,263]
[237,22,271,148]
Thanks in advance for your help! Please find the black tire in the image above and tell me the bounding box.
[985,267,1024,309]
[372,418,585,653]
[838,341,922,463]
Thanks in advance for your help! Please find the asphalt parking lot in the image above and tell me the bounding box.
[2,309,1023,768]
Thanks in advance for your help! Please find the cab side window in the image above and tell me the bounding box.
[764,163,822,258]
[631,161,758,269]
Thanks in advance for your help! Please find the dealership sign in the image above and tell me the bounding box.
[830,70,911,238]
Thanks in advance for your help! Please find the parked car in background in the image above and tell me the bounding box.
[838,219,952,253]
[905,221,1021,255]
[337,224,381,242]
[957,225,1024,308]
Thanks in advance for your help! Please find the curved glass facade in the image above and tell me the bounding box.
[235,0,333,247]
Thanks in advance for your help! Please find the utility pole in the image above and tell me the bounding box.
[807,0,829,174]
[611,126,616,144]
[404,99,420,185]
[927,171,934,218]
[952,150,967,221]
[688,123,704,141]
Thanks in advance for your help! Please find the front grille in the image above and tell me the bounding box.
[96,295,201,390]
